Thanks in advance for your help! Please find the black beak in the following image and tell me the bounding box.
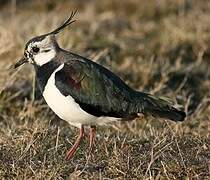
[12,57,28,69]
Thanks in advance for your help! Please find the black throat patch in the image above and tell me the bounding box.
[35,61,60,92]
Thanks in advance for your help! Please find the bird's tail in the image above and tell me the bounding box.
[137,93,186,122]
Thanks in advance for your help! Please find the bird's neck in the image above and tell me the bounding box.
[35,60,61,92]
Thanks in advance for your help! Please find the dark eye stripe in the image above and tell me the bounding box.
[32,47,39,53]
[43,49,51,53]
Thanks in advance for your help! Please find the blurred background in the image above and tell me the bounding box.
[0,0,210,179]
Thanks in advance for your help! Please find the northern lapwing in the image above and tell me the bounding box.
[12,11,186,160]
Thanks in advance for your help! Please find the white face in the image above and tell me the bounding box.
[25,36,56,66]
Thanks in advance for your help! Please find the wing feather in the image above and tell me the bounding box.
[54,60,136,118]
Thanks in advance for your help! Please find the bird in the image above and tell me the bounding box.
[12,11,186,160]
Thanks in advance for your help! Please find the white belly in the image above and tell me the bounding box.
[43,64,98,128]
[43,64,120,128]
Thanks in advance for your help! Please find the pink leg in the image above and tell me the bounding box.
[66,126,84,160]
[88,126,96,155]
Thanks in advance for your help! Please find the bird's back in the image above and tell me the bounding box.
[62,51,186,121]
[53,50,141,118]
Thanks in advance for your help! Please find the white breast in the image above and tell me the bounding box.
[43,64,98,128]
[43,64,120,128]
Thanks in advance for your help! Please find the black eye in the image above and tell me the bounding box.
[32,47,39,53]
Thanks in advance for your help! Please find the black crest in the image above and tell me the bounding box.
[24,10,77,49]
[45,10,77,36]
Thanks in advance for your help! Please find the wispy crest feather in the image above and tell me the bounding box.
[45,10,77,36]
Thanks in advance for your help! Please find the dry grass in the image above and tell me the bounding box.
[0,0,210,179]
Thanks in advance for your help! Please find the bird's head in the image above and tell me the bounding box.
[13,11,77,68]
[22,35,58,66]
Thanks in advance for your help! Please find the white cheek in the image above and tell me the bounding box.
[34,50,56,66]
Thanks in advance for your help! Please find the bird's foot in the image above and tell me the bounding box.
[66,126,84,160]
[87,126,96,156]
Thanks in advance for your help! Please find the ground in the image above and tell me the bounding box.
[0,0,210,179]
